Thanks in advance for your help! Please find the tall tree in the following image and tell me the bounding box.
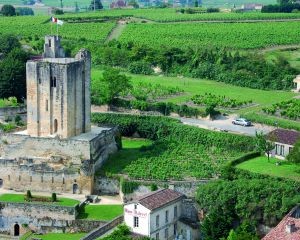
[255,131,275,161]
[91,68,132,105]
[1,5,16,16]
[89,0,103,10]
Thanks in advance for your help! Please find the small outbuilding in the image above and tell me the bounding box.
[293,75,300,92]
[268,129,300,159]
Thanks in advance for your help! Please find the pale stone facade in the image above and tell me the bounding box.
[27,35,91,139]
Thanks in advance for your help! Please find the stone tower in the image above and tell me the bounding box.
[26,35,91,139]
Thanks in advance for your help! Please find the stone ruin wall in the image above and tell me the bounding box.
[0,202,77,235]
[0,128,118,194]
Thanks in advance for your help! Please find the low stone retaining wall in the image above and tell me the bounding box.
[80,215,124,240]
[0,106,26,117]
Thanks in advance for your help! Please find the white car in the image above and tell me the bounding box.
[232,118,251,126]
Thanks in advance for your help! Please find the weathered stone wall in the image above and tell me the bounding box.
[0,106,26,117]
[94,177,120,195]
[0,127,117,194]
[0,202,77,234]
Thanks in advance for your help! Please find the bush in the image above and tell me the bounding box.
[51,193,57,202]
[128,61,154,75]
[26,190,32,199]
[150,183,158,191]
[120,178,140,194]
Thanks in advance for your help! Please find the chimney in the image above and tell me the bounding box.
[286,220,296,233]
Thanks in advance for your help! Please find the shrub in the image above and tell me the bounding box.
[120,178,140,194]
[26,190,32,199]
[150,183,158,191]
[128,61,154,75]
[51,193,57,202]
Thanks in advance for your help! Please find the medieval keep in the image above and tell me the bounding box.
[27,36,91,138]
[0,36,118,195]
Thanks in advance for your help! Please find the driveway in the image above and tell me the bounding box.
[179,115,275,136]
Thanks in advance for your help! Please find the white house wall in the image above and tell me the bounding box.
[124,203,151,236]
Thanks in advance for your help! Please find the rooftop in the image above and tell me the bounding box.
[268,129,300,146]
[263,206,300,240]
[133,189,184,211]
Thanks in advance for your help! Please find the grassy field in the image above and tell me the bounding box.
[92,69,296,109]
[0,194,79,206]
[78,204,123,220]
[119,21,300,49]
[236,156,300,181]
[32,233,86,240]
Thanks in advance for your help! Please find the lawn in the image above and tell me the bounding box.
[0,194,79,206]
[236,156,300,181]
[78,204,123,221]
[32,233,86,240]
[97,137,153,176]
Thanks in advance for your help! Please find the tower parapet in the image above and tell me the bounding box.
[43,35,65,58]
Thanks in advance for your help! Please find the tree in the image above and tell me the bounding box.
[0,35,21,56]
[92,68,132,105]
[0,48,29,100]
[1,5,16,16]
[287,140,300,163]
[89,0,103,10]
[194,0,199,7]
[51,193,57,202]
[255,131,275,161]
[128,0,139,8]
[75,2,80,12]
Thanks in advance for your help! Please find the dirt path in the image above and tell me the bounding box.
[105,20,127,43]
[259,44,300,53]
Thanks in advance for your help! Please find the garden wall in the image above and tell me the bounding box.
[95,176,212,198]
[0,106,26,117]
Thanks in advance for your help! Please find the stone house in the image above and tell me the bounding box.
[268,129,300,160]
[124,189,200,240]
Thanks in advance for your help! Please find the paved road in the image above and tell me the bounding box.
[179,116,274,136]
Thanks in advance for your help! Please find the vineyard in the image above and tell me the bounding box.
[119,21,300,49]
[61,9,300,22]
[191,93,252,108]
[262,99,300,120]
[93,113,255,180]
[0,15,115,43]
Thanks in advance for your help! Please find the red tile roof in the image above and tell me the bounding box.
[268,129,300,146]
[137,189,184,211]
[263,206,300,240]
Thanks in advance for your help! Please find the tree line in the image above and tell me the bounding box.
[93,41,296,91]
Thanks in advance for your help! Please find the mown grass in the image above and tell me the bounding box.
[0,194,79,206]
[31,233,86,240]
[78,204,123,221]
[236,156,300,181]
[97,137,153,176]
